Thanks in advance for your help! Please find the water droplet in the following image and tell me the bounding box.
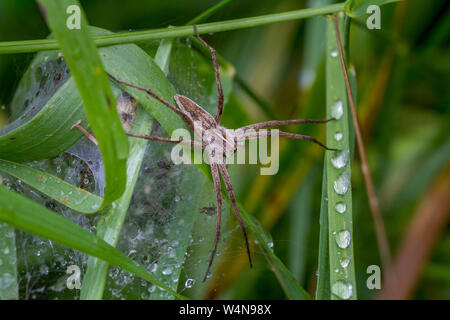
[335,230,351,249]
[268,241,274,248]
[331,100,343,120]
[331,149,349,169]
[334,172,350,195]
[162,266,173,275]
[150,263,158,273]
[340,257,350,269]
[331,50,338,58]
[334,132,343,141]
[331,281,353,299]
[335,202,347,214]
[168,247,176,258]
[185,278,195,288]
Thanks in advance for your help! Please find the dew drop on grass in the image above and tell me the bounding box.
[334,132,343,141]
[335,202,347,214]
[185,278,195,288]
[331,100,343,120]
[340,257,350,269]
[330,50,339,58]
[331,149,349,169]
[334,172,350,195]
[331,281,353,299]
[335,230,351,249]
[162,266,173,275]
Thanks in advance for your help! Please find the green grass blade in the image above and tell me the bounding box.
[316,159,331,299]
[0,185,186,300]
[0,159,102,213]
[38,0,129,210]
[324,15,357,300]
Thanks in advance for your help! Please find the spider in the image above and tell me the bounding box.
[73,25,335,282]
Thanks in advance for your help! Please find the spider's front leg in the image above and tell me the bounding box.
[239,129,337,151]
[71,120,200,148]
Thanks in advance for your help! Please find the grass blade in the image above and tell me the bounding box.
[324,15,357,300]
[316,159,331,299]
[38,0,129,210]
[0,185,186,299]
[0,159,102,213]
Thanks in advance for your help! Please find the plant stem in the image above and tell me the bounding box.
[0,3,345,54]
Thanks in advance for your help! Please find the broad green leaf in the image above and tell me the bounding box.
[344,0,404,18]
[0,185,186,300]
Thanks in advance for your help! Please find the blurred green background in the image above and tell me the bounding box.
[0,0,449,299]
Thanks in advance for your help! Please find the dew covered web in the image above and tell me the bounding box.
[0,40,271,300]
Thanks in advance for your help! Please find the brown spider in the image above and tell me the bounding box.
[73,25,335,282]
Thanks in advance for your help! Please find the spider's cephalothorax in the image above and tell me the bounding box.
[76,25,335,282]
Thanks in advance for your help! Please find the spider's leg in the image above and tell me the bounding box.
[71,120,98,145]
[239,118,335,131]
[108,73,191,124]
[127,133,203,148]
[203,161,223,282]
[193,24,224,124]
[217,163,253,268]
[242,130,337,151]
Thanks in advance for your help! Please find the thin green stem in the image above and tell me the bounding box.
[187,0,235,25]
[0,3,345,54]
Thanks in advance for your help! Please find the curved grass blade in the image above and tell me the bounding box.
[0,57,93,162]
[38,0,129,210]
[0,159,102,213]
[0,185,186,300]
